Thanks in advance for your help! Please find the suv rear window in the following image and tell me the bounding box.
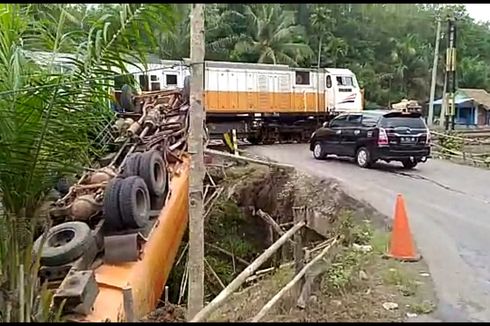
[380,117,426,129]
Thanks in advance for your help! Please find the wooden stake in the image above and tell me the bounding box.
[251,236,340,322]
[190,221,305,322]
[297,243,340,309]
[187,3,206,321]
[19,264,24,323]
[293,207,305,296]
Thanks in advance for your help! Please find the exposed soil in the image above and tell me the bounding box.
[145,153,436,322]
[141,304,186,323]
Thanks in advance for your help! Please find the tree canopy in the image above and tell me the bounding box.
[130,4,490,107]
[20,4,490,107]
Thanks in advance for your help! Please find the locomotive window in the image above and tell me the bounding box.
[151,82,161,91]
[166,74,178,85]
[139,75,149,91]
[150,75,158,81]
[336,76,354,87]
[326,75,332,88]
[295,71,310,85]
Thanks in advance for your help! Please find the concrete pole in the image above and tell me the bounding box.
[428,19,441,126]
[187,3,205,321]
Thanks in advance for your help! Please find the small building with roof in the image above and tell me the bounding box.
[432,88,490,126]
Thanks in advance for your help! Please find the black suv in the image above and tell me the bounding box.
[309,110,431,169]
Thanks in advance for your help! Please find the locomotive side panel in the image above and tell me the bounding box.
[291,70,322,113]
[205,62,325,114]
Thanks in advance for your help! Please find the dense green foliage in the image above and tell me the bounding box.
[0,3,177,321]
[95,3,489,107]
[20,4,490,107]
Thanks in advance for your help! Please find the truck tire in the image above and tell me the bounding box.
[119,176,150,229]
[55,177,72,196]
[247,135,261,145]
[120,84,135,112]
[103,177,125,231]
[150,193,167,211]
[138,150,167,197]
[33,221,93,266]
[121,153,143,178]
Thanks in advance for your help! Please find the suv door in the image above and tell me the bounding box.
[339,114,362,157]
[326,115,348,155]
[359,113,380,152]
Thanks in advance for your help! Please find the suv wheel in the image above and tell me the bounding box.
[402,159,418,169]
[356,147,372,168]
[313,142,327,160]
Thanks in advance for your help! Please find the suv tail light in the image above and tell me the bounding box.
[378,127,389,146]
[426,129,431,144]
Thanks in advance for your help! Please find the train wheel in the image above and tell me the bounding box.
[247,135,261,145]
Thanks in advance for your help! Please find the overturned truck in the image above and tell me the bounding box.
[34,86,191,321]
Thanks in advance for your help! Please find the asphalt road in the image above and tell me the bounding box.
[249,144,490,322]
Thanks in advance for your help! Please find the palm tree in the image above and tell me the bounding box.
[0,3,176,321]
[232,4,313,66]
[310,6,333,68]
[154,4,191,59]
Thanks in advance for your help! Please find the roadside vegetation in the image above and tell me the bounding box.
[0,3,177,321]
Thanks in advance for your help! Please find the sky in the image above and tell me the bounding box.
[86,3,490,23]
[463,4,490,23]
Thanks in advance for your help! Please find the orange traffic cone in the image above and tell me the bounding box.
[385,194,421,262]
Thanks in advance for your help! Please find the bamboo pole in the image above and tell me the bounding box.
[205,242,250,266]
[204,148,294,169]
[204,258,225,289]
[251,236,340,322]
[190,221,305,322]
[293,207,305,297]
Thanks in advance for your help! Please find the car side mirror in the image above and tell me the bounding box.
[322,121,329,128]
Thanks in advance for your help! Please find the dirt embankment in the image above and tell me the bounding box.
[145,157,436,322]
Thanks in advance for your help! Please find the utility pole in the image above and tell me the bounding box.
[444,17,457,131]
[187,3,205,321]
[428,19,441,126]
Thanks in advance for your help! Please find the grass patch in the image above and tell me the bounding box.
[382,267,418,297]
[409,300,436,314]
[370,229,390,255]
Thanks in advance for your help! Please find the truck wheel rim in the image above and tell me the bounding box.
[358,150,367,165]
[314,144,321,158]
